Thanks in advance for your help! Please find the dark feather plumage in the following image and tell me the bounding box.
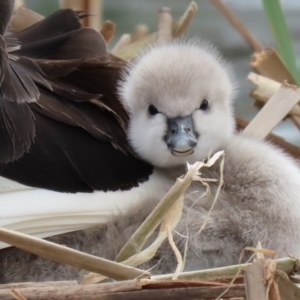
[0,1,152,189]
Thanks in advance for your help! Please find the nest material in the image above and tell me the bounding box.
[2,1,300,300]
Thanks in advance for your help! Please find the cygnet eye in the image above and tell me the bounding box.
[199,99,209,111]
[148,104,159,116]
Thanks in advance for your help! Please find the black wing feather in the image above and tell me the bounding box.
[1,112,152,192]
[0,7,153,191]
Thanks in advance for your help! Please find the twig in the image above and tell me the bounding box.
[251,48,296,84]
[8,5,43,32]
[0,282,77,290]
[0,284,246,300]
[115,152,224,263]
[115,1,198,59]
[0,280,142,300]
[132,24,149,42]
[276,270,300,299]
[157,7,173,44]
[210,0,262,52]
[59,0,102,30]
[244,259,267,300]
[173,1,198,37]
[88,0,102,30]
[242,82,300,140]
[0,227,149,281]
[290,115,300,131]
[10,289,27,300]
[166,225,183,280]
[100,20,116,44]
[111,34,132,53]
[197,153,225,235]
[236,116,300,160]
[248,72,300,117]
[152,257,300,281]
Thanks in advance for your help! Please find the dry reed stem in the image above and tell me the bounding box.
[121,195,184,267]
[87,0,102,30]
[115,151,224,263]
[132,24,149,42]
[152,257,300,281]
[10,289,27,300]
[197,153,225,235]
[82,194,184,284]
[115,1,197,59]
[0,280,142,300]
[100,20,116,44]
[59,0,102,30]
[80,153,225,284]
[243,259,267,300]
[236,116,300,160]
[0,283,246,300]
[291,115,300,131]
[251,48,300,130]
[251,48,296,84]
[243,82,300,140]
[247,72,300,120]
[59,0,84,11]
[157,7,173,44]
[276,270,300,299]
[211,0,300,131]
[80,152,225,284]
[111,34,132,53]
[166,225,183,280]
[214,245,257,300]
[0,282,77,290]
[0,227,149,281]
[172,1,198,37]
[210,0,262,52]
[9,5,43,32]
[244,246,276,259]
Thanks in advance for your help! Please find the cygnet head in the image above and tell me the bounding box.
[118,40,236,168]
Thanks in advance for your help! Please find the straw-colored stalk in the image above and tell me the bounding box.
[100,20,116,44]
[82,151,224,284]
[0,227,149,281]
[236,116,300,160]
[116,151,224,263]
[172,1,198,37]
[157,7,173,45]
[251,48,296,85]
[59,0,102,30]
[132,24,149,42]
[251,48,300,131]
[111,34,132,53]
[0,280,142,300]
[0,281,245,300]
[152,257,300,281]
[0,282,77,290]
[210,0,262,52]
[114,1,198,60]
[248,72,300,118]
[242,82,300,140]
[8,5,43,32]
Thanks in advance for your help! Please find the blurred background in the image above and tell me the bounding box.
[23,0,300,144]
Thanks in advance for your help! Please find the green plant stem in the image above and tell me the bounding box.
[262,0,300,85]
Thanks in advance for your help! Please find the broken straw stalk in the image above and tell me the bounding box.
[248,72,300,118]
[82,151,224,284]
[242,82,300,140]
[1,258,300,299]
[113,1,198,59]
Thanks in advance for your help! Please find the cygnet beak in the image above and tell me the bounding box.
[164,115,198,156]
